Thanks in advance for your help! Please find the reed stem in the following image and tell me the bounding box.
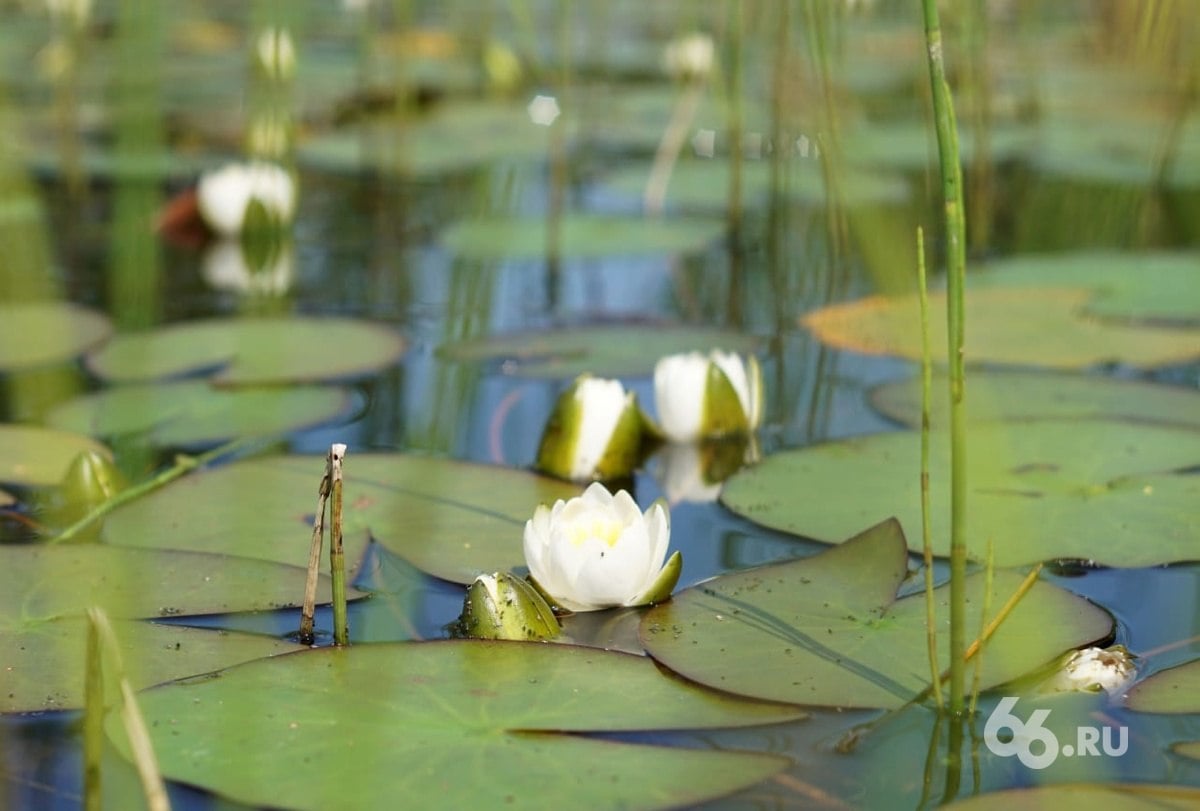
[329,444,349,646]
[917,226,942,712]
[299,452,333,645]
[920,0,969,716]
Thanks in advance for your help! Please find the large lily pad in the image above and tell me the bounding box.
[440,324,760,378]
[86,317,405,384]
[599,160,910,211]
[103,454,580,584]
[870,371,1200,429]
[0,424,112,487]
[0,302,112,372]
[109,641,799,811]
[45,381,354,447]
[4,619,301,714]
[0,545,327,712]
[297,101,559,178]
[944,784,1200,810]
[640,519,1111,709]
[720,419,1200,567]
[1125,659,1200,714]
[441,215,725,261]
[801,287,1200,369]
[970,252,1200,324]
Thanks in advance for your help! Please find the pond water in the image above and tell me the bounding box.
[2,1,1199,809]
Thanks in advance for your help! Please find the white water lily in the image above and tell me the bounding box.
[535,375,642,482]
[201,239,293,296]
[653,350,763,443]
[197,161,296,238]
[663,32,715,82]
[1046,645,1136,695]
[523,482,682,612]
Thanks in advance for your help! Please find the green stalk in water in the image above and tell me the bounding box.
[329,444,349,646]
[917,226,942,713]
[920,0,969,717]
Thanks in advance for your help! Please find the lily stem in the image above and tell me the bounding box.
[51,436,264,544]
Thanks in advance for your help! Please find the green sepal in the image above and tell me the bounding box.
[701,362,750,439]
[526,574,570,615]
[60,450,126,512]
[631,550,683,607]
[458,572,561,641]
[240,197,288,273]
[594,392,643,480]
[534,378,585,481]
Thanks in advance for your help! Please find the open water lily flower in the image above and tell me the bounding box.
[523,482,682,612]
[535,375,643,482]
[653,350,763,443]
[197,161,296,238]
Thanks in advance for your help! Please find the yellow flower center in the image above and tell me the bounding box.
[567,517,624,548]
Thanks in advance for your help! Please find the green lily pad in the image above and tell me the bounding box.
[600,159,910,210]
[640,519,1111,709]
[0,424,112,487]
[944,784,1200,810]
[0,302,113,372]
[1125,659,1200,714]
[0,545,329,712]
[103,454,581,584]
[45,381,354,447]
[85,317,405,384]
[4,619,302,714]
[801,287,1200,369]
[109,641,799,811]
[870,371,1200,429]
[1030,117,1200,189]
[440,324,760,378]
[970,252,1200,324]
[441,215,725,261]
[297,101,559,178]
[1174,742,1200,762]
[720,419,1200,567]
[841,119,1036,172]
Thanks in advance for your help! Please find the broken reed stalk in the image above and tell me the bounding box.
[298,452,334,645]
[52,436,262,544]
[643,80,705,215]
[968,537,996,716]
[83,607,170,811]
[917,225,943,712]
[920,0,970,716]
[963,562,1043,665]
[329,443,349,646]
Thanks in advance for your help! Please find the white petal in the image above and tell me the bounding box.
[654,352,707,442]
[197,162,296,238]
[569,379,628,479]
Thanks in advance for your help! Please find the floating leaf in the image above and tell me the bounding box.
[298,102,559,177]
[969,252,1200,324]
[870,371,1200,429]
[441,215,725,261]
[440,324,759,378]
[0,424,112,487]
[109,641,799,811]
[86,317,405,384]
[103,454,580,584]
[640,519,1111,709]
[4,619,302,713]
[600,160,909,210]
[802,287,1200,369]
[1030,118,1200,189]
[45,381,354,447]
[1125,659,1200,714]
[0,302,112,372]
[943,784,1200,810]
[1174,742,1200,762]
[720,419,1200,567]
[841,120,1035,172]
[0,545,326,712]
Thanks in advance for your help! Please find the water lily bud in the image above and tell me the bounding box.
[662,33,715,82]
[197,162,296,239]
[523,482,682,612]
[653,350,762,443]
[536,375,643,483]
[458,572,560,641]
[255,27,296,81]
[1045,645,1136,694]
[60,450,125,510]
